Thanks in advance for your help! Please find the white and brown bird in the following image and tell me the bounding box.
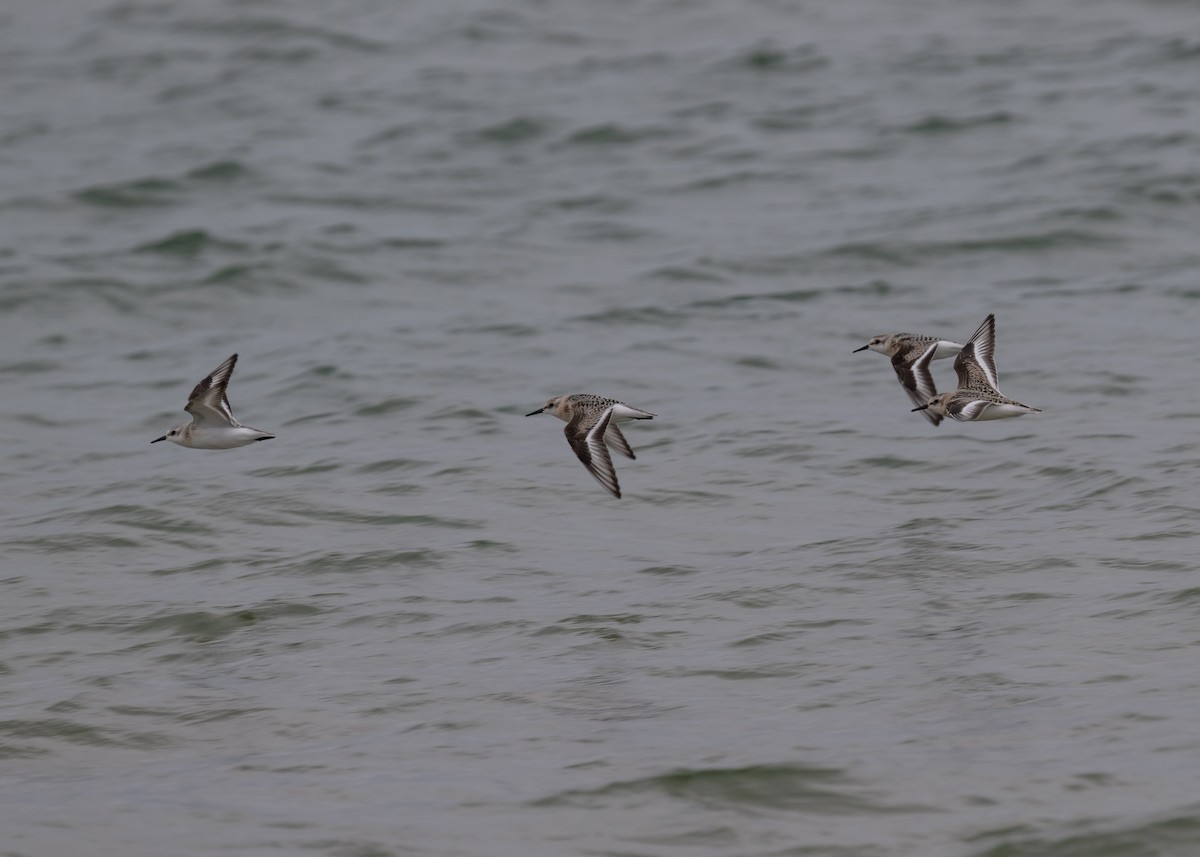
[911,314,1041,422]
[152,354,275,449]
[525,394,655,498]
[854,331,964,426]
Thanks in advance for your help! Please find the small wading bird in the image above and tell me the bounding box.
[854,331,964,426]
[152,354,276,449]
[912,314,1041,422]
[525,394,655,498]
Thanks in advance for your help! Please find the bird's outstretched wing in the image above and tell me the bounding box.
[185,353,240,426]
[565,406,621,498]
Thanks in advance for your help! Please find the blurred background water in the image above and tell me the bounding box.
[3,0,1200,854]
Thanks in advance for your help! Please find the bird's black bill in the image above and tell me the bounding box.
[151,436,166,443]
[524,409,543,417]
[852,345,869,353]
[911,405,929,412]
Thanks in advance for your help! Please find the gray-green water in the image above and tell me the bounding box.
[4,0,1200,854]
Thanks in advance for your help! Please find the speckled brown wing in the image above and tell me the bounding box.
[564,406,621,498]
[896,341,943,426]
[954,315,998,391]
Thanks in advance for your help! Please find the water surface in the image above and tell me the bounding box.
[3,0,1200,854]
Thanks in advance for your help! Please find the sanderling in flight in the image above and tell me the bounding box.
[525,394,655,498]
[911,314,1041,422]
[152,353,276,449]
[854,331,964,426]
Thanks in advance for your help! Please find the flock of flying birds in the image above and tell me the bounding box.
[151,314,1038,499]
[855,313,1040,427]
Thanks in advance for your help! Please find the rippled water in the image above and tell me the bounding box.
[4,0,1200,854]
